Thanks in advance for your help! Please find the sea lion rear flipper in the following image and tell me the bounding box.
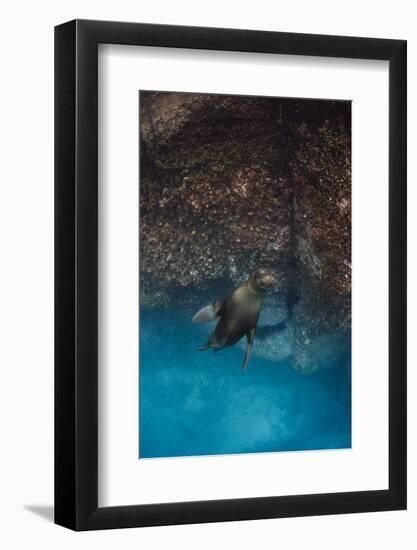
[192,299,225,323]
[241,328,256,372]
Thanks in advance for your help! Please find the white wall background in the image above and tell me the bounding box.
[0,0,415,548]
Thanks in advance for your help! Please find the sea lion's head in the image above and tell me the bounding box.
[251,268,277,291]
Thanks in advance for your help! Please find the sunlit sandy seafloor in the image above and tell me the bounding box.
[139,308,351,459]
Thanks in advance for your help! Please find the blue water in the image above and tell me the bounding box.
[139,309,351,459]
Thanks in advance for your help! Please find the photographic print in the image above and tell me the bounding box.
[139,91,351,459]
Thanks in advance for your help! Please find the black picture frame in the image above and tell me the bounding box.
[55,19,407,531]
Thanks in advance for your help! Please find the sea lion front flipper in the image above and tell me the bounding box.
[192,299,225,324]
[196,344,210,351]
[241,328,256,372]
[192,304,217,323]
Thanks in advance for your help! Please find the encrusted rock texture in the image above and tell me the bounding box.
[140,91,351,372]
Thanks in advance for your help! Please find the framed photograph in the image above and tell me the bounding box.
[55,20,406,530]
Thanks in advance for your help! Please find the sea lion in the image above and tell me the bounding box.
[192,268,277,371]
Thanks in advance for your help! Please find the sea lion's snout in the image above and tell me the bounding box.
[261,273,277,288]
[254,268,277,289]
[264,273,277,287]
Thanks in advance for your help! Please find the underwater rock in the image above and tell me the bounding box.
[238,325,293,363]
[237,315,349,372]
[140,92,351,371]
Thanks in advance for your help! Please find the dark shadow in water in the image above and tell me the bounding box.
[24,505,54,523]
[256,321,287,340]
